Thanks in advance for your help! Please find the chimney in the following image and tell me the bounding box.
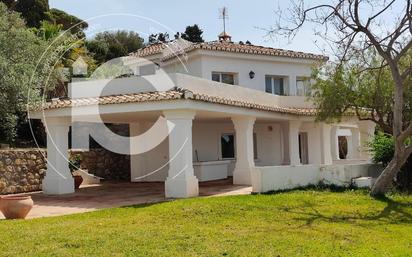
[218,31,232,42]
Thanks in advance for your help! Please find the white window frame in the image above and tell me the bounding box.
[296,77,311,96]
[220,133,236,160]
[265,76,286,96]
[212,72,237,85]
[218,132,258,160]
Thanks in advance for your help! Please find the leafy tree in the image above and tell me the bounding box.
[181,24,204,43]
[0,3,58,143]
[46,8,88,34]
[14,0,49,28]
[148,33,157,44]
[86,40,109,64]
[270,0,412,195]
[87,30,144,64]
[369,132,412,192]
[148,33,169,44]
[369,132,395,166]
[157,32,169,43]
[2,0,87,34]
[0,0,15,9]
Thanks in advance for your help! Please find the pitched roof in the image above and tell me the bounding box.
[131,43,167,57]
[162,41,328,62]
[42,87,317,116]
[133,40,328,62]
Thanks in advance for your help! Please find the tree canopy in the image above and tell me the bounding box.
[1,0,88,32]
[87,30,144,64]
[14,0,49,28]
[269,0,412,195]
[0,3,58,143]
[180,24,204,43]
[312,50,412,135]
[46,8,88,34]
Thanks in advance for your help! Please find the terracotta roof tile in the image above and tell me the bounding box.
[131,40,328,62]
[130,43,167,57]
[161,41,328,62]
[42,88,318,116]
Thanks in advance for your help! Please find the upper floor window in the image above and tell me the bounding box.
[296,77,311,96]
[212,72,236,85]
[265,76,285,95]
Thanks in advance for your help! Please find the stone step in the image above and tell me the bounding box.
[352,177,376,189]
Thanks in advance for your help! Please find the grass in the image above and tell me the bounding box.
[0,190,411,257]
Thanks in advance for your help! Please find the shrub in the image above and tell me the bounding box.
[369,132,412,192]
[368,132,395,166]
[69,154,81,174]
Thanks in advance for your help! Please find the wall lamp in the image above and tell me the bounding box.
[249,70,255,79]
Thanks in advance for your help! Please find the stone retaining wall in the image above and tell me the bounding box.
[0,148,130,195]
[71,149,130,181]
[0,149,47,194]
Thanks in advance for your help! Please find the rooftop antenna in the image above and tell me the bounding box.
[218,7,231,42]
[219,7,229,34]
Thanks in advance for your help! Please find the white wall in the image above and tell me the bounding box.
[301,122,323,164]
[192,122,283,165]
[132,121,284,182]
[252,163,383,193]
[165,52,314,96]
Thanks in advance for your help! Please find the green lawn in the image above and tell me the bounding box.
[0,190,411,257]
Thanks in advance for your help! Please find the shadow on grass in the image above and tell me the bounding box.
[119,200,171,210]
[277,194,412,227]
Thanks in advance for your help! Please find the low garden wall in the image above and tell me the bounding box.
[0,148,130,195]
[71,149,130,181]
[0,149,47,194]
[251,163,383,193]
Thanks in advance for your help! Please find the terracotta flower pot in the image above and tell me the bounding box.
[0,195,33,219]
[73,175,83,189]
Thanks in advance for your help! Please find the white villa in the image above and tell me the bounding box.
[32,34,378,198]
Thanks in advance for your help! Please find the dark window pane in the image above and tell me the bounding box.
[212,73,221,82]
[279,78,284,95]
[265,76,272,93]
[221,134,235,159]
[221,74,234,85]
[253,133,258,159]
[273,78,284,95]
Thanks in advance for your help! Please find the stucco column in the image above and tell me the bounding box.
[289,120,301,165]
[289,75,297,96]
[232,116,256,185]
[358,121,376,160]
[349,127,361,159]
[320,123,333,165]
[42,119,74,195]
[330,126,339,160]
[163,110,198,198]
[130,122,147,182]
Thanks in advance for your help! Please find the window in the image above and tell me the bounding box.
[296,77,310,96]
[212,72,235,85]
[220,133,258,160]
[299,132,309,164]
[265,76,285,95]
[253,133,258,160]
[221,133,235,159]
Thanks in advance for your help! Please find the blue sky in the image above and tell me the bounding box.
[48,0,324,54]
[47,1,346,55]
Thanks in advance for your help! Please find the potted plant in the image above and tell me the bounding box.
[69,154,83,189]
[0,195,34,219]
